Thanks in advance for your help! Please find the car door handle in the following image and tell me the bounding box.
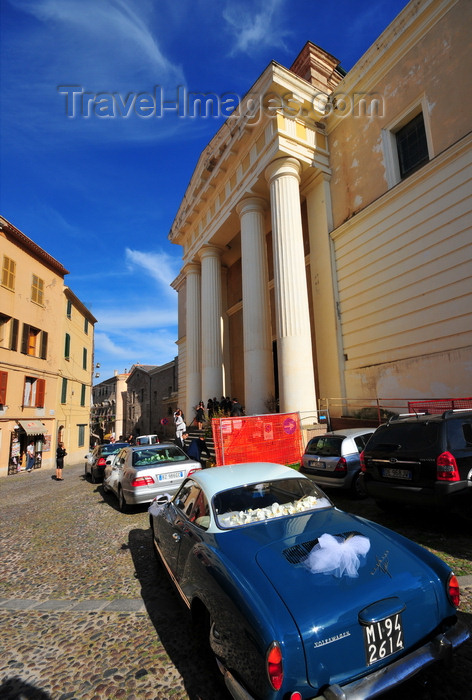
[172,533,181,542]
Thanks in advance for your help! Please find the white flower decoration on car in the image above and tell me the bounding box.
[305,533,371,578]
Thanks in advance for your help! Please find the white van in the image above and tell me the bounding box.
[135,434,160,445]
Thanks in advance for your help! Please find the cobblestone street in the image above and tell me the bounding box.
[1,461,471,699]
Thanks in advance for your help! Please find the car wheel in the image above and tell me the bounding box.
[351,472,367,499]
[118,487,128,513]
[376,499,396,512]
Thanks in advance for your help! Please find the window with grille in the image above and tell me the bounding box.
[396,112,429,179]
[382,101,431,189]
[83,347,88,370]
[80,384,86,406]
[78,424,86,447]
[31,275,44,305]
[2,256,16,290]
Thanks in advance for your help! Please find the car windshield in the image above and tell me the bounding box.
[305,436,343,457]
[132,445,188,467]
[213,477,331,529]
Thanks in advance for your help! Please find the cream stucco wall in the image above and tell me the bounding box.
[0,219,96,476]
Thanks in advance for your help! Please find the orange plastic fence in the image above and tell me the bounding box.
[212,412,303,467]
[407,397,472,415]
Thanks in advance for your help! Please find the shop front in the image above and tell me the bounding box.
[8,420,47,475]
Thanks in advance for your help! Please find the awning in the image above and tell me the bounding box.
[18,420,47,436]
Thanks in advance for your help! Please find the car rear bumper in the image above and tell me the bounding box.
[218,619,469,700]
[362,477,472,508]
[123,485,180,505]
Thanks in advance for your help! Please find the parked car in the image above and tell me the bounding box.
[135,434,159,445]
[84,442,129,483]
[300,428,375,497]
[149,462,469,700]
[360,409,472,516]
[103,442,202,512]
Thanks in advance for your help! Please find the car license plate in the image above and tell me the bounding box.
[309,460,325,469]
[158,471,183,481]
[382,468,412,480]
[363,613,404,666]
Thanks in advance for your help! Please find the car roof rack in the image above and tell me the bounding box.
[387,412,427,425]
[442,408,472,418]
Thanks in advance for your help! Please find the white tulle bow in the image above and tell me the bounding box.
[305,533,371,578]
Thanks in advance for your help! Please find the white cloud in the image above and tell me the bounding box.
[223,0,289,54]
[125,248,180,292]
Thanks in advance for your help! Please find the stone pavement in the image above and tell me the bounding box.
[0,461,471,700]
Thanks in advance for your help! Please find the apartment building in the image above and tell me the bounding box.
[0,216,96,476]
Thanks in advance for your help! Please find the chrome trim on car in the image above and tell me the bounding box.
[216,658,255,700]
[321,619,470,700]
[153,539,190,609]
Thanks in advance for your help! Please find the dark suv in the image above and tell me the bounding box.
[360,410,472,516]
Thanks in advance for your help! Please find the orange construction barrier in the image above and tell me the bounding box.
[212,412,303,467]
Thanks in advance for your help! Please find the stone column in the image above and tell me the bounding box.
[265,157,317,422]
[200,245,224,401]
[236,197,274,415]
[184,262,202,419]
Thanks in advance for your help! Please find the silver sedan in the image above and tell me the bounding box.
[103,443,202,512]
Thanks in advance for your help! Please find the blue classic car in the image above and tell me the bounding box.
[149,462,469,700]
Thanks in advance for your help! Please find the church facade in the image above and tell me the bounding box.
[169,0,472,423]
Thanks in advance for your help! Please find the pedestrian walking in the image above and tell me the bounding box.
[55,442,67,480]
[26,440,35,472]
[174,409,186,449]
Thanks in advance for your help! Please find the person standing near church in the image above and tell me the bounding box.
[55,442,67,480]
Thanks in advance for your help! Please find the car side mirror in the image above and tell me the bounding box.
[156,495,170,506]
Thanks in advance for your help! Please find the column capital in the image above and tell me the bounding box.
[199,244,223,262]
[182,261,201,276]
[235,196,267,218]
[265,157,301,185]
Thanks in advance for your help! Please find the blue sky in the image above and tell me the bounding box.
[0,0,409,383]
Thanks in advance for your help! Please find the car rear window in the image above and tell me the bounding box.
[213,477,331,529]
[446,420,472,449]
[132,446,188,467]
[368,422,440,451]
[305,436,343,457]
[101,443,127,455]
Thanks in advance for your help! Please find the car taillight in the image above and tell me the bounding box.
[97,457,106,466]
[266,641,283,691]
[437,452,460,481]
[447,573,460,608]
[360,450,366,472]
[131,476,154,487]
[334,457,347,473]
[187,467,201,476]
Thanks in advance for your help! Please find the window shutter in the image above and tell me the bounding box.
[64,333,70,359]
[0,371,7,404]
[10,319,19,351]
[21,324,29,354]
[36,378,46,407]
[40,331,48,359]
